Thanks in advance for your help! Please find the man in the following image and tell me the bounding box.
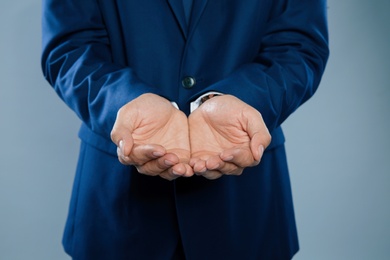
[41,0,329,259]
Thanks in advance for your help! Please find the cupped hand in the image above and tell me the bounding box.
[188,95,271,180]
[110,93,193,180]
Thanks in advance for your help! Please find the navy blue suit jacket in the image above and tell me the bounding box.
[42,0,329,259]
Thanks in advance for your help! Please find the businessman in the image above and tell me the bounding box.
[42,0,329,259]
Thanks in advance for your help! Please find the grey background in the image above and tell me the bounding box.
[0,0,389,259]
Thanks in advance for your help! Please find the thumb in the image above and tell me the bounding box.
[111,125,134,157]
[245,111,271,162]
[249,133,266,162]
[110,108,136,157]
[118,136,134,158]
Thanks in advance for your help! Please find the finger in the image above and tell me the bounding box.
[158,163,194,181]
[182,164,195,177]
[205,155,224,171]
[117,144,139,166]
[110,108,137,156]
[117,144,166,166]
[159,172,179,181]
[251,142,265,163]
[199,170,223,180]
[189,158,207,174]
[202,155,242,177]
[209,160,244,176]
[250,132,268,162]
[117,137,135,158]
[220,147,258,168]
[203,156,243,176]
[127,144,167,165]
[135,153,180,175]
[202,153,245,175]
[245,112,271,161]
[172,163,194,177]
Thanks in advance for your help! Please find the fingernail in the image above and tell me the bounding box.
[172,170,181,176]
[153,151,164,157]
[199,167,207,173]
[119,140,124,153]
[222,155,234,161]
[164,160,175,166]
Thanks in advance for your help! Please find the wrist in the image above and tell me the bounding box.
[190,92,223,112]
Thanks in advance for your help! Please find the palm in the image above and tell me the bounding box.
[131,101,190,160]
[111,94,191,180]
[112,94,270,180]
[189,95,270,179]
[189,108,251,159]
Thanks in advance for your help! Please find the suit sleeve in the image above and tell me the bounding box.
[201,0,329,131]
[41,0,163,138]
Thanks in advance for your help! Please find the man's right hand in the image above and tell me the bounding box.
[110,93,193,180]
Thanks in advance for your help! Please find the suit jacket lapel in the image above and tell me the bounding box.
[166,0,209,40]
[188,0,209,36]
[166,0,188,38]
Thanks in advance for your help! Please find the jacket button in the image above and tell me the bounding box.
[182,76,196,89]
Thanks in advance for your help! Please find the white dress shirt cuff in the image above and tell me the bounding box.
[190,92,224,113]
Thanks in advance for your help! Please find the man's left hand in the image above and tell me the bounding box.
[188,95,271,180]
